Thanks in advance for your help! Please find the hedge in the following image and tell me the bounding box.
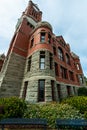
[0,97,27,119]
[62,96,87,114]
[24,102,83,128]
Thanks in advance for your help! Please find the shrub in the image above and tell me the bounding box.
[0,97,27,119]
[0,105,4,120]
[78,87,87,96]
[84,111,87,119]
[24,103,83,128]
[62,96,87,114]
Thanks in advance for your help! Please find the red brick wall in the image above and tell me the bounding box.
[27,26,83,86]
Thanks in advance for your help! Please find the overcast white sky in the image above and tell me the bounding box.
[0,0,87,77]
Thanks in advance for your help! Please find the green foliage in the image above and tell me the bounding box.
[0,114,3,120]
[24,103,83,128]
[0,97,86,128]
[0,97,27,119]
[84,111,87,119]
[84,76,87,86]
[78,87,87,96]
[0,105,4,120]
[62,96,87,114]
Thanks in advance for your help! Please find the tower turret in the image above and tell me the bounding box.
[24,0,42,22]
[0,1,42,97]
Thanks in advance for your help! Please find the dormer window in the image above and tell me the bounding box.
[40,32,45,42]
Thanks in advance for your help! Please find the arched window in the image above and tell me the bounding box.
[66,53,70,65]
[58,47,64,61]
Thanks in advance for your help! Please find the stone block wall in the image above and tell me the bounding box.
[0,53,26,97]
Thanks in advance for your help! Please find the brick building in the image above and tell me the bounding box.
[0,0,85,102]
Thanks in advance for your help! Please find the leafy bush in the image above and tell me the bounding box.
[24,103,83,128]
[0,97,27,119]
[0,105,4,120]
[78,87,87,96]
[84,111,87,119]
[62,96,87,114]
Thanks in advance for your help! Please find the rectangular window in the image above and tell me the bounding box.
[67,86,71,96]
[57,84,61,100]
[79,75,84,84]
[22,81,28,99]
[30,38,34,48]
[53,46,56,55]
[60,66,67,79]
[58,48,64,61]
[69,71,74,81]
[55,62,58,76]
[27,56,32,71]
[40,32,45,42]
[66,54,70,65]
[40,51,45,69]
[76,74,79,82]
[48,33,51,43]
[73,86,76,94]
[49,53,53,69]
[76,64,80,70]
[38,80,45,102]
[51,80,55,101]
